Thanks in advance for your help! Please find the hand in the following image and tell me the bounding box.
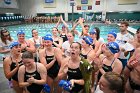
[60,15,63,21]
[78,17,84,24]
[70,79,75,87]
[27,77,35,84]
[21,44,27,50]
[128,58,139,68]
[120,47,125,52]
[93,56,102,69]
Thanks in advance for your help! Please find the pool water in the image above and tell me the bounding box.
[1,23,121,41]
[0,23,140,61]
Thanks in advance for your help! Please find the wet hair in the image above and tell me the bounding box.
[120,21,129,27]
[103,72,125,93]
[136,27,140,34]
[84,25,89,28]
[31,29,36,37]
[70,42,82,51]
[94,27,100,40]
[81,25,90,36]
[0,29,12,44]
[22,51,34,59]
[68,31,75,37]
[52,27,58,31]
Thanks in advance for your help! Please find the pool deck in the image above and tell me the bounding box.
[0,67,15,93]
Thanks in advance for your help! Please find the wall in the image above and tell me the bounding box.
[0,0,20,14]
[17,0,140,21]
[0,8,20,14]
[106,0,140,12]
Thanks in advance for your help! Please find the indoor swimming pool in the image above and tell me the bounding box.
[0,23,139,61]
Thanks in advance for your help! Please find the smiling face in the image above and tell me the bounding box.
[44,40,52,48]
[52,27,58,36]
[70,42,81,58]
[107,34,116,42]
[32,29,38,37]
[22,58,34,68]
[18,34,25,42]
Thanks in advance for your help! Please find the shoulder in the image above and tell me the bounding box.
[61,57,69,66]
[115,58,123,66]
[36,63,46,71]
[3,57,12,65]
[19,65,25,72]
[62,41,69,46]
[128,33,134,39]
[39,49,46,56]
[37,62,45,67]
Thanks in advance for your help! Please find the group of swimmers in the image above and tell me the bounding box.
[0,16,140,93]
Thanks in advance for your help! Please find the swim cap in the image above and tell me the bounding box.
[45,33,52,37]
[106,42,120,54]
[89,29,96,34]
[82,36,93,45]
[9,42,20,49]
[43,35,53,42]
[108,30,117,38]
[17,30,25,35]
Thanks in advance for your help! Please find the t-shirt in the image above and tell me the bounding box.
[0,39,13,57]
[94,85,103,93]
[115,32,134,59]
[29,36,42,45]
[62,41,70,56]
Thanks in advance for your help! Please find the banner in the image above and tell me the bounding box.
[0,0,18,8]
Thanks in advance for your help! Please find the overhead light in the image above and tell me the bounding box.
[108,11,113,12]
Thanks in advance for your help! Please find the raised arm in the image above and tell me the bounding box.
[56,16,60,28]
[79,17,88,36]
[60,15,69,32]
